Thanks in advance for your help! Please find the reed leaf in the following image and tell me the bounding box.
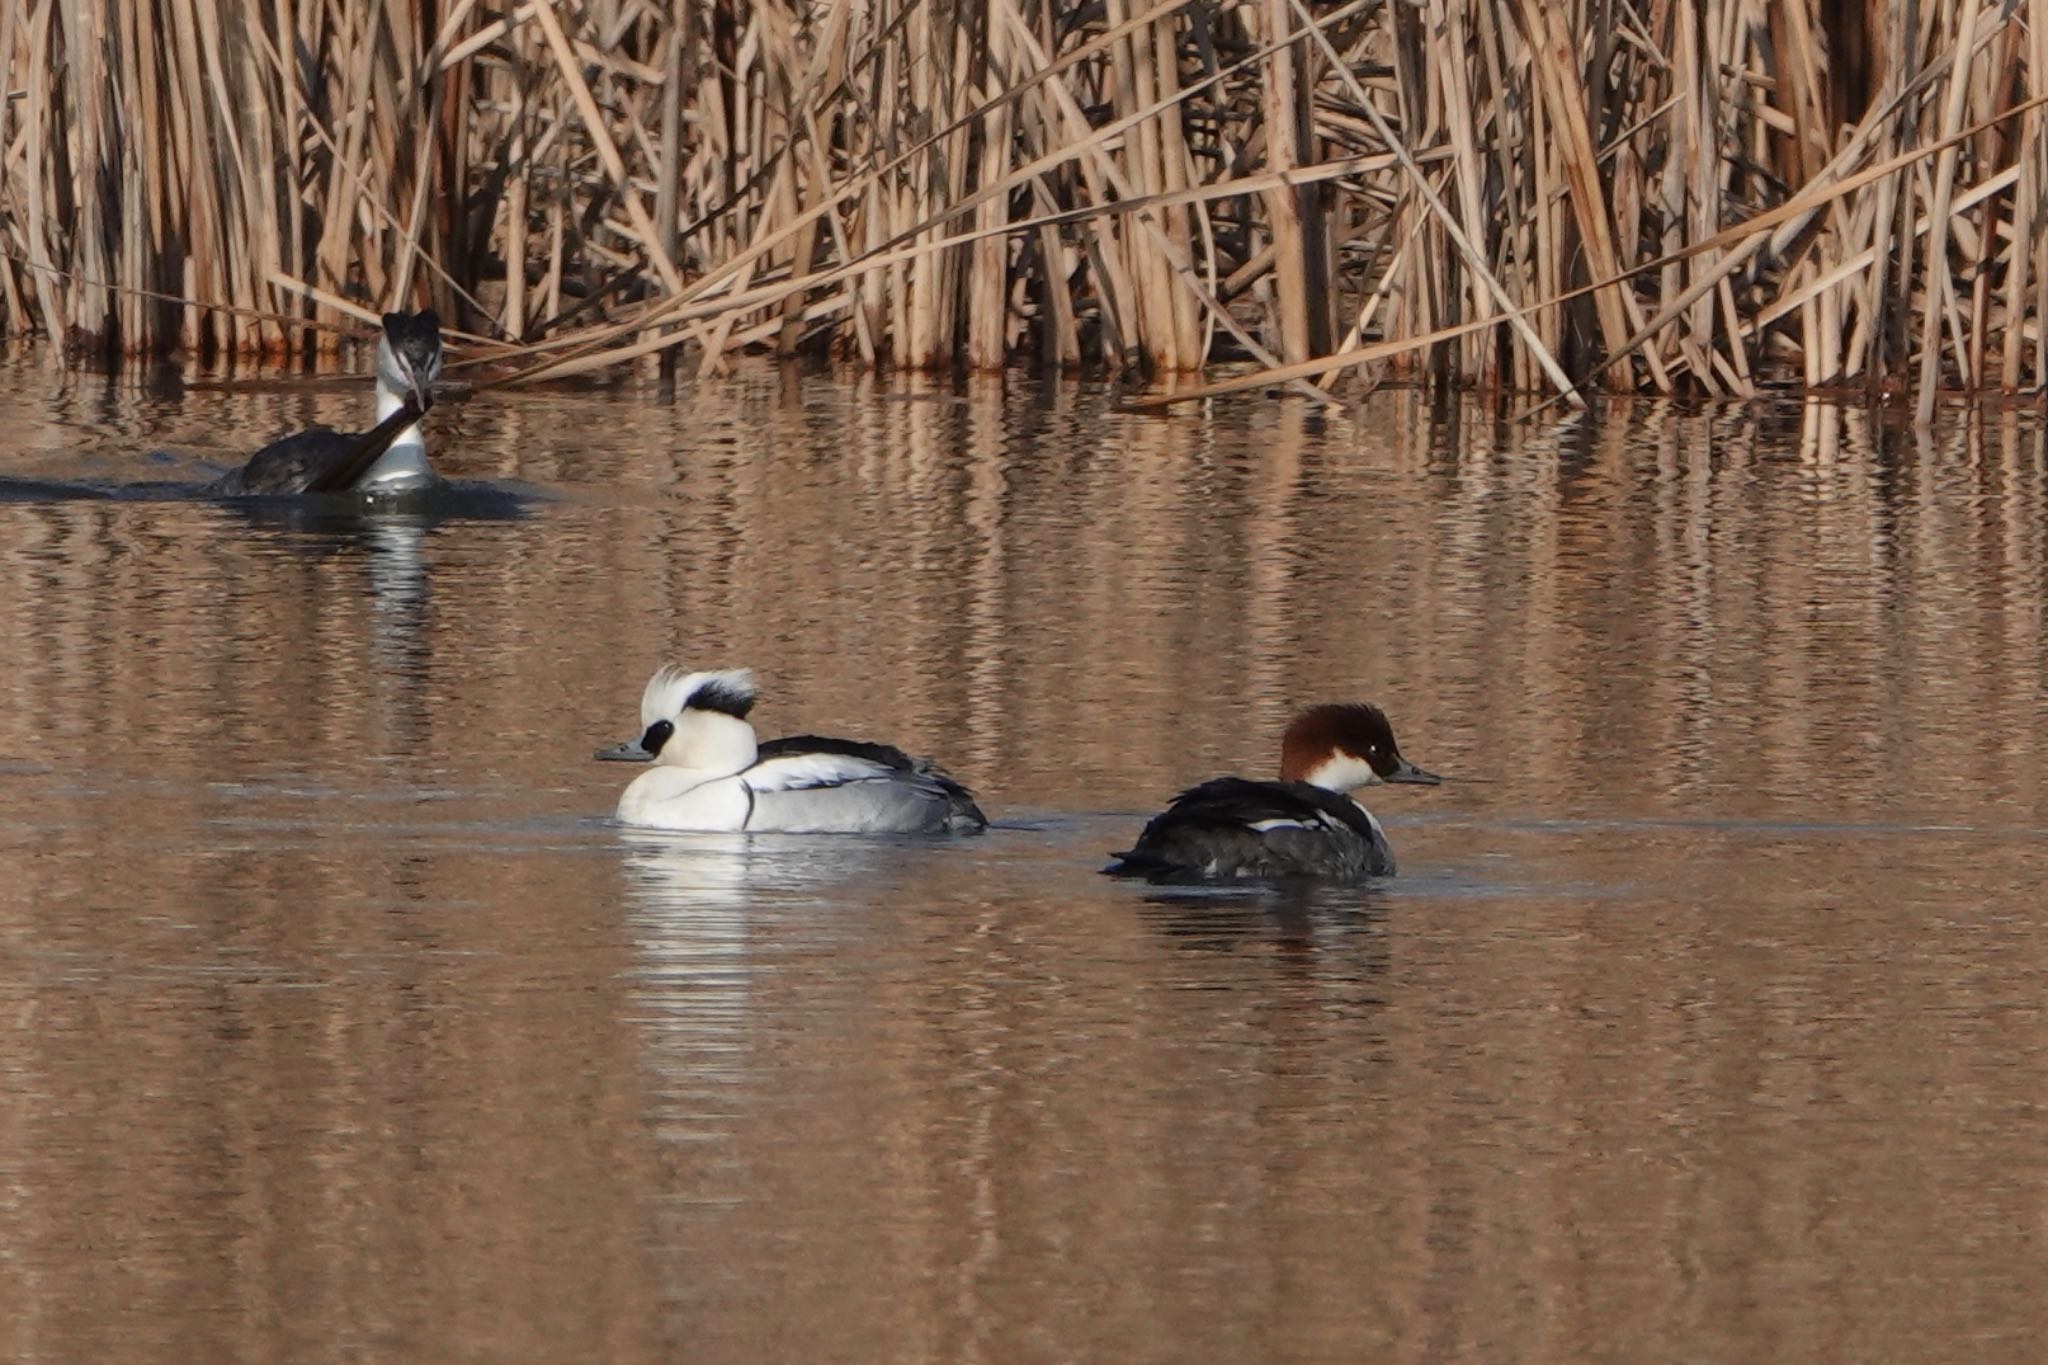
[0,0,2038,414]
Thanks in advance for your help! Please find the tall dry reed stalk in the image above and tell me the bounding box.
[0,0,2041,411]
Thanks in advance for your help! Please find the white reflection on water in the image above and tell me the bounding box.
[616,829,941,1148]
[617,831,764,1148]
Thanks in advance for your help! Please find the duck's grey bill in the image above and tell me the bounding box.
[594,740,654,762]
[1389,760,1442,785]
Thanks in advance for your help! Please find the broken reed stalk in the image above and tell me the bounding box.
[0,0,2042,414]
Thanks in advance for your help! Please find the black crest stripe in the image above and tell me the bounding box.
[685,677,756,719]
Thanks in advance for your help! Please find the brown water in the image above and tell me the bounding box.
[2,354,2046,1363]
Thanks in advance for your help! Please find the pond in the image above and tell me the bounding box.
[1,352,2045,1363]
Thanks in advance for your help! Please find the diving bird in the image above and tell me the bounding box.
[210,310,444,496]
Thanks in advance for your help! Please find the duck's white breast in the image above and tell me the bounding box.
[617,769,753,831]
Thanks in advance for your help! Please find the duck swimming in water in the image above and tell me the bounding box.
[210,310,444,496]
[1105,702,1438,883]
[604,666,987,835]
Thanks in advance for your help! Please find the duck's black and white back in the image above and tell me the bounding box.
[210,310,444,496]
[612,666,987,835]
[1105,702,1437,884]
[740,744,985,833]
[1106,776,1397,881]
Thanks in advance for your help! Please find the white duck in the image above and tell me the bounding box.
[608,666,987,835]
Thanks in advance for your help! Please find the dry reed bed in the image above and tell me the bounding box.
[0,0,2038,413]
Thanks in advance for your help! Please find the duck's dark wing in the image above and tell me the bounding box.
[757,734,922,771]
[1106,777,1384,882]
[1151,777,1377,837]
[208,397,426,496]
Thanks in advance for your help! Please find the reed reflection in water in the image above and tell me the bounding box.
[1,363,2046,1363]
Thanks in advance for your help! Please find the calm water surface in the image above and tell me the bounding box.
[2,353,2047,1362]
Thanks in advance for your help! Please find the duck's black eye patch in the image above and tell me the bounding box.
[639,719,676,754]
[685,678,756,719]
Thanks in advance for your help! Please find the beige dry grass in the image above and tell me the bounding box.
[0,0,2038,412]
